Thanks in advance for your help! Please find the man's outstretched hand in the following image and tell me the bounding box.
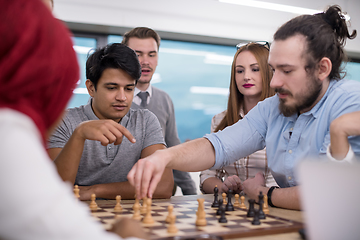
[127,150,168,199]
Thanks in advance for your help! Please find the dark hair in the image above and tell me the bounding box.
[274,5,357,80]
[86,43,141,89]
[121,27,161,49]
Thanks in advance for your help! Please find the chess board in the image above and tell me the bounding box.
[89,196,303,240]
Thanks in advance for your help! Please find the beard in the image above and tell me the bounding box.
[276,74,323,117]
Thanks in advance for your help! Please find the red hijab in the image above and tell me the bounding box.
[0,0,79,144]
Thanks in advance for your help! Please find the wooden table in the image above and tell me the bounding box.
[86,194,303,240]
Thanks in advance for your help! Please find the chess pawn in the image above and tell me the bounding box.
[216,199,223,215]
[196,198,207,226]
[132,198,142,221]
[73,185,80,199]
[247,199,255,217]
[263,194,269,214]
[239,195,247,209]
[211,185,220,208]
[218,204,227,223]
[222,192,227,205]
[225,189,234,211]
[142,198,154,224]
[114,195,123,213]
[166,204,174,223]
[89,193,98,211]
[233,194,240,207]
[167,214,178,234]
[141,196,148,214]
[251,209,261,225]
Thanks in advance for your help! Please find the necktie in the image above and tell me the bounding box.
[137,92,148,107]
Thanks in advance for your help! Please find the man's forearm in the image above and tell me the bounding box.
[52,129,85,183]
[167,138,216,171]
[202,177,223,194]
[330,121,350,160]
[152,168,174,199]
[267,186,301,210]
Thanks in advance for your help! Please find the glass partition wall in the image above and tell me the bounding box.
[69,33,360,142]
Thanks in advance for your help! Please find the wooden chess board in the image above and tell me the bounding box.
[88,196,303,240]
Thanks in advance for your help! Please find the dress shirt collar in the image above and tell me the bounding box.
[134,84,153,98]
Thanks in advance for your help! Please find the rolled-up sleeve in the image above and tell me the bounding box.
[204,113,266,170]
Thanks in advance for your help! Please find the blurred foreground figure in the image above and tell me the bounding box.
[0,0,146,239]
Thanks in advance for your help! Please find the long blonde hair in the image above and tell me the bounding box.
[215,43,274,132]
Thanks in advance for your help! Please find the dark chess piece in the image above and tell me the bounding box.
[218,204,227,223]
[258,191,266,219]
[225,189,234,211]
[251,209,261,225]
[216,199,223,215]
[212,185,220,208]
[247,199,255,217]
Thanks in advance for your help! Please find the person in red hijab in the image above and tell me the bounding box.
[0,0,146,239]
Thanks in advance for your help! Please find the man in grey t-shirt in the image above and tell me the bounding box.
[47,43,173,200]
[122,27,197,195]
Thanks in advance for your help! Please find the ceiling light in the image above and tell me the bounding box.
[219,0,320,15]
[219,0,350,21]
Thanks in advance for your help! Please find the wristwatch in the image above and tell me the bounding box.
[267,186,279,207]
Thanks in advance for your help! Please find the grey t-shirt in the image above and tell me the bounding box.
[48,102,165,186]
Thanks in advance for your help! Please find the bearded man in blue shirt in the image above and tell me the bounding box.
[128,5,360,210]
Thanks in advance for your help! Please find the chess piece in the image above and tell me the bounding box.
[258,192,266,219]
[263,194,269,214]
[114,195,123,212]
[132,198,142,220]
[222,192,227,205]
[142,198,154,224]
[211,185,220,208]
[166,204,174,223]
[239,195,247,209]
[216,199,223,215]
[167,214,178,233]
[233,194,240,208]
[251,209,261,225]
[225,189,234,211]
[218,204,227,223]
[247,199,255,217]
[89,193,98,211]
[196,198,207,226]
[141,196,148,214]
[73,185,80,199]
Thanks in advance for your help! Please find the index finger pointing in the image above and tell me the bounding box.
[114,123,136,144]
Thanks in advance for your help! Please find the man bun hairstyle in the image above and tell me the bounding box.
[86,43,141,89]
[274,5,357,80]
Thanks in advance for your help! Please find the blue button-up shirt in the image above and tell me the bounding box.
[205,80,360,188]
